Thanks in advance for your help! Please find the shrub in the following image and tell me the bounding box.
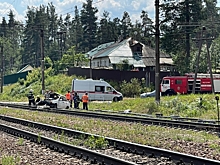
[120,78,142,97]
[18,78,24,86]
[147,101,158,114]
[84,135,108,149]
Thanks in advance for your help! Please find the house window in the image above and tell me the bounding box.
[97,62,100,67]
[104,61,106,66]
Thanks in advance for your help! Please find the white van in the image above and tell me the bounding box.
[71,79,123,102]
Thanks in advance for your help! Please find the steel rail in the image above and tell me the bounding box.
[0,102,218,133]
[0,115,220,165]
[0,123,136,165]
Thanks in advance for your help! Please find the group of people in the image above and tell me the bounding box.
[27,89,89,110]
[27,89,55,107]
[65,91,89,110]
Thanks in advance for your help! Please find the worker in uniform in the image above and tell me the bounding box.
[27,89,36,107]
[74,92,80,109]
[65,91,71,101]
[35,95,41,104]
[82,92,89,110]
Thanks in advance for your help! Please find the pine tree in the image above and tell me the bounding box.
[80,0,98,52]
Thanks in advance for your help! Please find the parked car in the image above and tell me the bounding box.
[140,90,160,98]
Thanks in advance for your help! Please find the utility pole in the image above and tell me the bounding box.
[192,26,214,94]
[185,0,190,71]
[0,43,3,93]
[57,31,66,59]
[40,29,45,95]
[89,57,92,78]
[206,39,215,93]
[155,0,160,103]
[192,28,204,94]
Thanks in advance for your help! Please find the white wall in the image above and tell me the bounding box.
[91,57,110,68]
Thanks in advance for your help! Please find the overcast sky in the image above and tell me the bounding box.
[0,0,220,24]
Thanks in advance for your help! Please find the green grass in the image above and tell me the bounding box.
[1,70,220,157]
[0,108,219,147]
[17,138,24,145]
[0,155,20,165]
[0,68,84,102]
[1,68,220,119]
[88,94,220,120]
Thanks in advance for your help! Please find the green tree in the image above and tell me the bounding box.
[54,46,88,73]
[46,2,59,61]
[70,6,83,54]
[160,0,205,73]
[81,0,98,52]
[140,10,154,47]
[97,11,118,44]
[116,59,130,71]
[210,36,220,73]
[121,11,132,39]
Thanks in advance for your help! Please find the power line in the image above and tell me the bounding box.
[61,0,105,16]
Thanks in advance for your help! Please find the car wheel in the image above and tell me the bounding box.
[66,106,69,109]
[113,97,118,102]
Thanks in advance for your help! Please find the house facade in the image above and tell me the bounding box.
[86,37,174,71]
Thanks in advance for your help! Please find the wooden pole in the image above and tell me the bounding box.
[206,40,214,93]
[192,27,204,94]
[155,0,160,103]
[0,44,3,93]
[40,29,45,95]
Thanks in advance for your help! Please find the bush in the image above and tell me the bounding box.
[18,78,24,85]
[120,78,142,97]
[147,101,158,114]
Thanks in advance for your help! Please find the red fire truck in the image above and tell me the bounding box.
[160,73,220,95]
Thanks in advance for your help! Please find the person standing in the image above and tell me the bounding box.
[27,89,36,107]
[70,92,74,108]
[82,92,89,110]
[44,90,50,100]
[49,90,55,99]
[74,92,80,109]
[65,91,71,101]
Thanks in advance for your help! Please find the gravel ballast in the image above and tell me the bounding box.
[0,120,177,165]
[0,132,94,165]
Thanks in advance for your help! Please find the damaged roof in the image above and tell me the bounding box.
[86,37,173,67]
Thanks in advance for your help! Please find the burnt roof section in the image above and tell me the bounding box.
[86,38,173,67]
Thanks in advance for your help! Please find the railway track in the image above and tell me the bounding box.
[0,115,219,165]
[0,102,219,133]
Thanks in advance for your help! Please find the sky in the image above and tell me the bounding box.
[0,0,220,24]
[0,0,156,23]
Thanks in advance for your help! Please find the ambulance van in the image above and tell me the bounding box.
[71,79,123,102]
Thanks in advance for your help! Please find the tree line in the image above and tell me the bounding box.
[0,0,220,75]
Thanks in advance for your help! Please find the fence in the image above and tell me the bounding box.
[67,67,180,85]
[4,71,29,85]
